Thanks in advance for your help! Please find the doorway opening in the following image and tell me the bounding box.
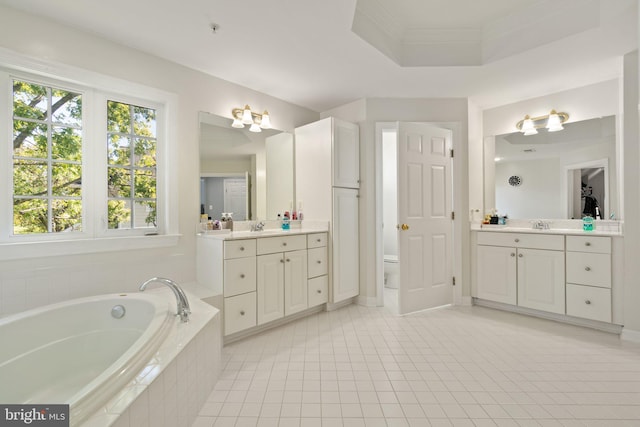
[200,172,251,221]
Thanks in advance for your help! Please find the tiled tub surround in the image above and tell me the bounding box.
[0,288,222,427]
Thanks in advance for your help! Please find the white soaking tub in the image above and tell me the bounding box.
[0,293,174,426]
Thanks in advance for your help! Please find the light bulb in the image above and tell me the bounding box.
[260,110,271,129]
[241,105,253,125]
[249,123,261,133]
[231,118,244,128]
[521,115,538,136]
[546,110,563,132]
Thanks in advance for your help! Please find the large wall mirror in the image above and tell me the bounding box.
[484,115,618,220]
[199,111,294,221]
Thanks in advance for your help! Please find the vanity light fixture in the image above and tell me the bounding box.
[516,110,569,135]
[231,105,272,132]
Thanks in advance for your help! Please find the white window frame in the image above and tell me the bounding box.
[0,51,179,260]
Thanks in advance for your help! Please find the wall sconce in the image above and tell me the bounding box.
[231,105,271,132]
[516,110,569,135]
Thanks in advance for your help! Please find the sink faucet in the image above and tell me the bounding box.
[532,220,550,230]
[139,277,191,322]
[252,221,265,232]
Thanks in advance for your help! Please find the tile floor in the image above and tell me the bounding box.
[192,301,640,427]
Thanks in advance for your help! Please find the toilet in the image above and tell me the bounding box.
[384,255,399,289]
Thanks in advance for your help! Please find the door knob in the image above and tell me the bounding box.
[399,224,409,231]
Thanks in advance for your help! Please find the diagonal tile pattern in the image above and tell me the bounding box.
[193,303,640,427]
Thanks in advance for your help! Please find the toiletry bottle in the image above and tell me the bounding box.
[582,214,594,232]
[282,215,290,230]
[227,213,233,231]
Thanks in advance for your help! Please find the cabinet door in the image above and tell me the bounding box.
[284,249,308,316]
[257,253,285,325]
[332,188,360,303]
[476,245,517,305]
[224,292,257,336]
[517,248,565,314]
[332,118,360,188]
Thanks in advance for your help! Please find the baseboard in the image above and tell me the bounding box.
[356,295,377,307]
[621,328,640,343]
[473,298,623,335]
[326,297,355,311]
[456,296,473,306]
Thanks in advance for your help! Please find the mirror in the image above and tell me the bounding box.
[484,115,617,219]
[199,111,294,221]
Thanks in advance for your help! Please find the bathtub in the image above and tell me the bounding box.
[0,293,175,426]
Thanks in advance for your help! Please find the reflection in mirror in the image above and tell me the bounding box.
[486,115,616,220]
[199,112,294,221]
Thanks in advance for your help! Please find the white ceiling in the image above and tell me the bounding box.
[0,0,636,112]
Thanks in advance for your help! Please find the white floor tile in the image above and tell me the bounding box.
[193,304,640,427]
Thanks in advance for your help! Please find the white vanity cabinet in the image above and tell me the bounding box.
[307,233,329,306]
[221,239,257,335]
[198,231,330,338]
[566,235,612,322]
[476,232,565,314]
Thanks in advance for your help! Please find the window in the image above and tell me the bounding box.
[107,100,157,230]
[12,80,83,234]
[0,58,178,258]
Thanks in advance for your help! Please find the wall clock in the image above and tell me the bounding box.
[508,175,522,186]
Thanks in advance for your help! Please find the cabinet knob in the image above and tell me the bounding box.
[283,242,287,246]
[585,300,591,305]
[240,274,245,278]
[316,238,321,242]
[286,258,291,262]
[240,310,245,315]
[317,260,322,264]
[240,247,245,251]
[514,238,520,243]
[518,253,523,258]
[510,253,515,257]
[585,242,591,246]
[317,289,322,294]
[280,259,285,263]
[585,266,591,272]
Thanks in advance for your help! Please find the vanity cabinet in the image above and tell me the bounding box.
[476,232,565,314]
[565,236,612,322]
[197,231,329,338]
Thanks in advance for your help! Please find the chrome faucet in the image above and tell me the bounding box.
[252,221,265,232]
[532,220,550,230]
[139,277,191,322]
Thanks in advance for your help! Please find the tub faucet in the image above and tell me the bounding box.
[139,277,191,322]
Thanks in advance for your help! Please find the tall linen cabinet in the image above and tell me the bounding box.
[295,117,360,305]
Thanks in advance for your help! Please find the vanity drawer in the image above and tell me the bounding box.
[566,236,611,254]
[477,232,564,251]
[308,247,328,278]
[307,232,328,248]
[566,284,611,323]
[224,239,256,259]
[566,252,611,288]
[224,292,257,335]
[308,275,328,307]
[224,258,257,296]
[257,235,307,254]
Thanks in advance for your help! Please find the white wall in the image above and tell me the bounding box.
[0,6,318,316]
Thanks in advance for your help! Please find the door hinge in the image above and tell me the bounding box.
[450,149,454,158]
[452,276,456,286]
[451,211,455,220]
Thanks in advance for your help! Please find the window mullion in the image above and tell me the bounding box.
[46,86,53,233]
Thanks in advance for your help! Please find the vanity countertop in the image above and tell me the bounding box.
[471,221,623,237]
[197,225,329,241]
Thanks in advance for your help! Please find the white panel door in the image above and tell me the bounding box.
[397,123,453,314]
[284,249,309,315]
[517,248,565,314]
[332,188,360,303]
[257,253,285,324]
